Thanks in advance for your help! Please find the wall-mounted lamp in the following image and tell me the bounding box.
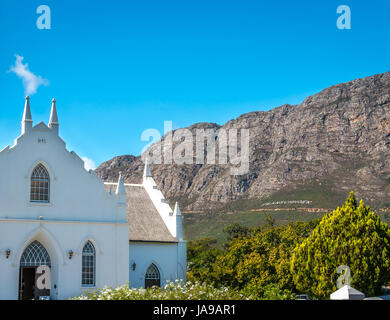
[68,250,73,260]
[5,249,11,259]
[132,262,136,271]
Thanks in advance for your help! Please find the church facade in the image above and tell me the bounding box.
[0,97,186,300]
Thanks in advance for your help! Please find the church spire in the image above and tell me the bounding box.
[115,172,126,196]
[49,98,59,134]
[21,96,33,135]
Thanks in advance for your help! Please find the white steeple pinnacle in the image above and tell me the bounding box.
[115,171,126,196]
[174,202,183,241]
[23,96,32,121]
[174,202,182,216]
[21,96,33,135]
[49,98,59,134]
[143,158,152,179]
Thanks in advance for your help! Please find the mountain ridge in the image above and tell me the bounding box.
[96,70,390,212]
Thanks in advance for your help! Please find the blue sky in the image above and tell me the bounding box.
[0,0,389,168]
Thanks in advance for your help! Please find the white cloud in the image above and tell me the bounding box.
[82,157,96,171]
[9,54,49,96]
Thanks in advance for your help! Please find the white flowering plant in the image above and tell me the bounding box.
[73,280,246,300]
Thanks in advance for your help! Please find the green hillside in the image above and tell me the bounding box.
[183,209,325,246]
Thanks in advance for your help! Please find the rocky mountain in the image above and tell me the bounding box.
[96,71,390,212]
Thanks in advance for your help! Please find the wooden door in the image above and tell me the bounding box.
[19,267,35,300]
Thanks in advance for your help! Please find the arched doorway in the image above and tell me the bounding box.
[145,263,161,288]
[19,240,51,300]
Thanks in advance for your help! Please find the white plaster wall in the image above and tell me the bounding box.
[129,241,187,288]
[0,119,187,299]
[177,241,187,283]
[0,220,129,300]
[0,124,125,222]
[0,123,129,299]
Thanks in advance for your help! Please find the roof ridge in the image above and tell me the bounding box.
[104,182,143,187]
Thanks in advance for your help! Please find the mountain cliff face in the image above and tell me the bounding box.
[96,71,390,212]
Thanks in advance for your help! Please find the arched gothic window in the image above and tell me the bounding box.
[20,240,51,267]
[82,241,96,287]
[145,263,160,288]
[30,164,50,203]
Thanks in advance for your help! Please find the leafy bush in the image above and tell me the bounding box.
[73,280,245,300]
[187,237,222,283]
[260,283,296,300]
[211,220,318,298]
[223,223,250,243]
[76,192,390,300]
[291,192,390,299]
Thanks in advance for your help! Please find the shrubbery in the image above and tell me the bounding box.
[187,237,222,284]
[291,192,390,299]
[73,280,245,300]
[188,192,390,300]
[75,192,390,300]
[210,220,318,298]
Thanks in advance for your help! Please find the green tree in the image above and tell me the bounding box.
[223,222,250,243]
[187,237,221,283]
[212,220,318,298]
[290,191,390,299]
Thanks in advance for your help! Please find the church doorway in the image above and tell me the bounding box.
[18,240,51,300]
[19,267,35,300]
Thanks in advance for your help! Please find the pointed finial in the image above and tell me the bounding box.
[49,98,59,126]
[21,96,33,135]
[143,158,152,178]
[23,96,32,122]
[115,171,126,195]
[174,202,182,216]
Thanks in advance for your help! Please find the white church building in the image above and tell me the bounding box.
[0,97,186,300]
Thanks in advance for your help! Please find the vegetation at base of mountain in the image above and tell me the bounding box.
[187,192,390,299]
[223,223,250,243]
[74,192,390,300]
[187,218,319,299]
[211,220,319,298]
[291,192,390,299]
[187,237,222,284]
[183,209,325,246]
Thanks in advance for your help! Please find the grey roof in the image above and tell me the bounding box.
[104,183,177,243]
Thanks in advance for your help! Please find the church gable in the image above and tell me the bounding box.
[0,96,186,300]
[104,161,184,243]
[0,97,127,223]
[32,121,50,131]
